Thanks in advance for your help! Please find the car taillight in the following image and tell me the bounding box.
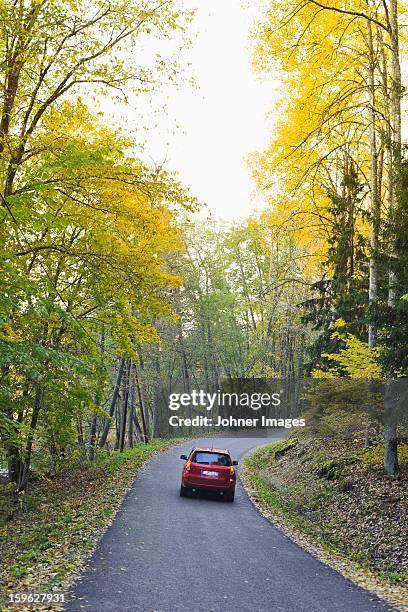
[229,466,235,474]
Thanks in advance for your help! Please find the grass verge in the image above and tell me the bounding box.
[242,436,408,612]
[0,438,184,610]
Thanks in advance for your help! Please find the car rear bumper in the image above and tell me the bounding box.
[182,477,235,492]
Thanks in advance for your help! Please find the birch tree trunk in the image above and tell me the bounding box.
[388,0,402,308]
[366,9,380,351]
[384,0,402,475]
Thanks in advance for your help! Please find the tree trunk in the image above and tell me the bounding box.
[366,11,380,350]
[152,353,165,438]
[76,415,86,459]
[384,421,399,476]
[88,414,97,461]
[133,411,143,440]
[7,409,24,483]
[384,0,401,475]
[99,357,126,448]
[134,362,149,443]
[119,360,131,452]
[387,0,401,308]
[384,379,399,475]
[128,374,136,448]
[18,384,42,490]
[127,405,134,448]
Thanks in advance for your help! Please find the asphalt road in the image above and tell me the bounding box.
[66,431,395,612]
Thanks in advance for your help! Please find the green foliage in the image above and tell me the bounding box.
[149,216,309,412]
[316,458,353,481]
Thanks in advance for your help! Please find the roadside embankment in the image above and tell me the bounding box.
[242,436,408,611]
[0,438,183,609]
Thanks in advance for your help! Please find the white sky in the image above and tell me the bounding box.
[108,0,278,222]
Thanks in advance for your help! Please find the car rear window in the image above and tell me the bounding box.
[192,452,230,466]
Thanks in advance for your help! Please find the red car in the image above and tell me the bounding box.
[179,447,238,502]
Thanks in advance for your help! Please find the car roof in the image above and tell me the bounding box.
[192,447,230,455]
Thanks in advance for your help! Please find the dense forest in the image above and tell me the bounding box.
[1,0,408,502]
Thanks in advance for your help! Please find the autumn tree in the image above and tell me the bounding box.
[250,0,408,474]
[0,0,195,486]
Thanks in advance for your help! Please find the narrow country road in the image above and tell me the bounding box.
[66,432,394,612]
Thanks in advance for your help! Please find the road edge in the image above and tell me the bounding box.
[239,445,407,612]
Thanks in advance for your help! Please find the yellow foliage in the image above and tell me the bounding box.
[248,0,394,280]
[0,323,22,343]
[4,99,196,358]
[313,323,383,379]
